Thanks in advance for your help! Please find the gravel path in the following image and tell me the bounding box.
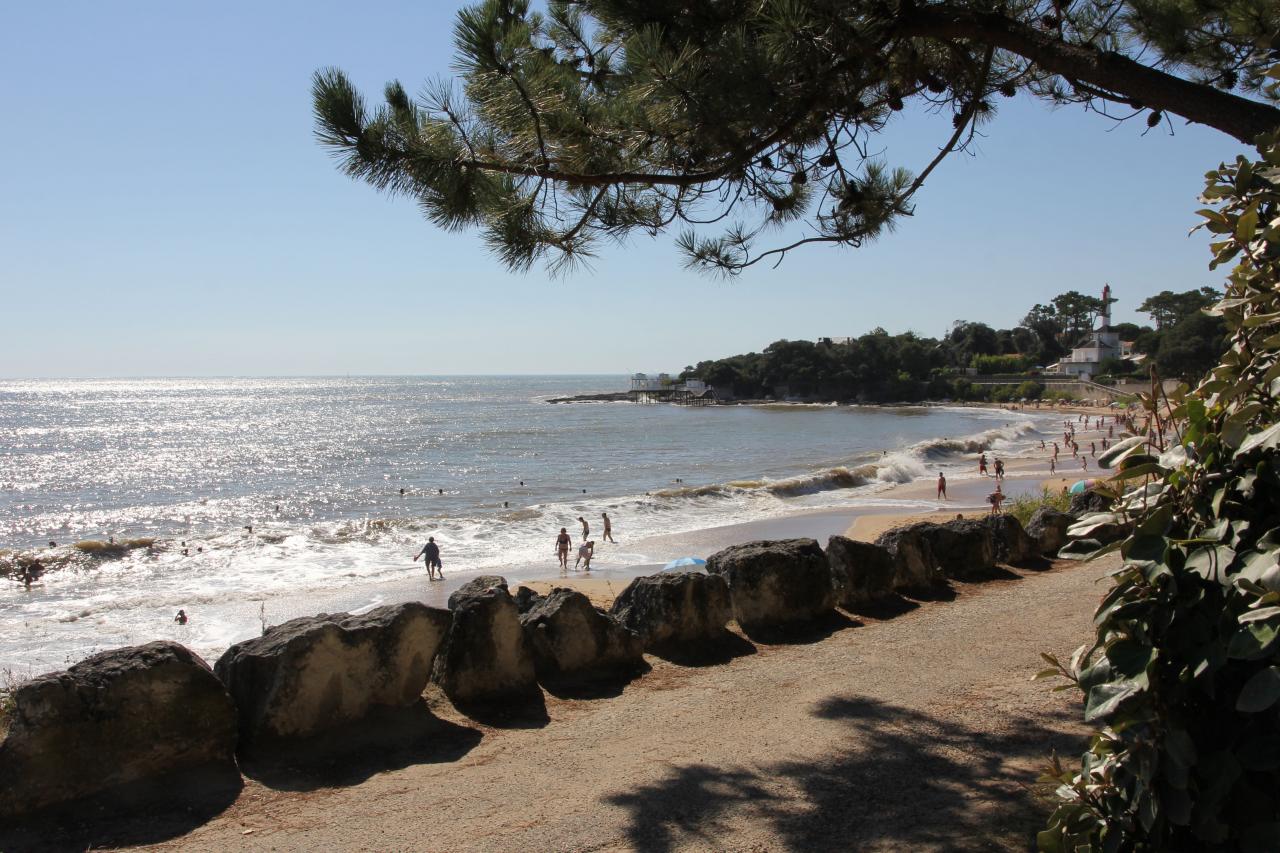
[106,556,1111,852]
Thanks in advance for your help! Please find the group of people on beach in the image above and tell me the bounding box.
[409,511,617,583]
[555,512,614,572]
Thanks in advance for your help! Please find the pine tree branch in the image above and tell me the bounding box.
[899,8,1280,143]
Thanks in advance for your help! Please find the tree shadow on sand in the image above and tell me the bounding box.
[605,693,1083,853]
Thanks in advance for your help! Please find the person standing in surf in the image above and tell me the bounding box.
[578,515,589,541]
[413,537,443,580]
[978,453,988,476]
[555,527,572,569]
[936,472,947,500]
[601,512,615,543]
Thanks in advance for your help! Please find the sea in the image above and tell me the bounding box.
[1,376,1053,676]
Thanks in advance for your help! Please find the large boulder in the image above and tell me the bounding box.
[705,539,835,632]
[0,641,237,819]
[1069,489,1113,516]
[520,589,644,683]
[610,571,733,652]
[448,575,509,610]
[214,602,450,747]
[985,514,1038,564]
[432,587,538,705]
[874,525,942,589]
[825,536,895,608]
[513,585,545,614]
[1027,506,1075,556]
[920,520,997,579]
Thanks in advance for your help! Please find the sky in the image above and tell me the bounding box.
[0,2,1250,378]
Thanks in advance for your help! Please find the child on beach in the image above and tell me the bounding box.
[936,472,947,500]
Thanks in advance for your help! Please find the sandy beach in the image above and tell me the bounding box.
[18,551,1116,853]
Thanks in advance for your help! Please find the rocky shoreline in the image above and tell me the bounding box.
[0,493,1118,834]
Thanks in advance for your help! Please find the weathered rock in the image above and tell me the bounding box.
[1027,506,1075,556]
[214,602,450,746]
[705,539,835,631]
[922,520,997,579]
[513,585,545,614]
[985,514,1038,564]
[875,525,943,589]
[1069,489,1113,516]
[0,641,237,819]
[825,536,895,608]
[520,589,644,683]
[610,571,733,651]
[433,587,538,705]
[448,575,509,610]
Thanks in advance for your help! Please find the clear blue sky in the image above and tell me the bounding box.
[1,2,1248,377]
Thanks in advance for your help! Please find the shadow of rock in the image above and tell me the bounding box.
[240,702,482,792]
[842,594,920,620]
[606,693,1084,853]
[953,564,1022,583]
[449,688,551,730]
[898,582,957,603]
[0,763,242,853]
[646,631,757,667]
[540,662,652,700]
[737,610,859,646]
[1012,555,1055,572]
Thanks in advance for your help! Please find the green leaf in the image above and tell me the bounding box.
[1238,422,1280,456]
[1229,621,1280,660]
[1237,667,1280,712]
[1085,679,1144,722]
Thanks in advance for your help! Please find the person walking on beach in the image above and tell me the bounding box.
[555,527,572,569]
[578,516,589,541]
[414,537,443,580]
[936,472,947,500]
[601,512,615,543]
[575,540,595,571]
[994,458,1005,481]
[978,453,988,476]
[1050,456,1056,475]
[988,487,1005,515]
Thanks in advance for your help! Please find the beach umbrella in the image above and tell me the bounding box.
[663,556,707,571]
[1068,479,1096,494]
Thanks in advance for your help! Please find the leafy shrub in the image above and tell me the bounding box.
[1038,122,1280,851]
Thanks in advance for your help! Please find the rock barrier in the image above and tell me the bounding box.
[520,589,645,683]
[706,539,835,632]
[433,586,539,705]
[214,602,450,747]
[0,641,237,820]
[610,571,733,652]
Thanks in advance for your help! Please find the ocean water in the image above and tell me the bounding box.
[1,376,1051,675]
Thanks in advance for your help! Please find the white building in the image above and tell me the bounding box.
[1047,284,1121,380]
